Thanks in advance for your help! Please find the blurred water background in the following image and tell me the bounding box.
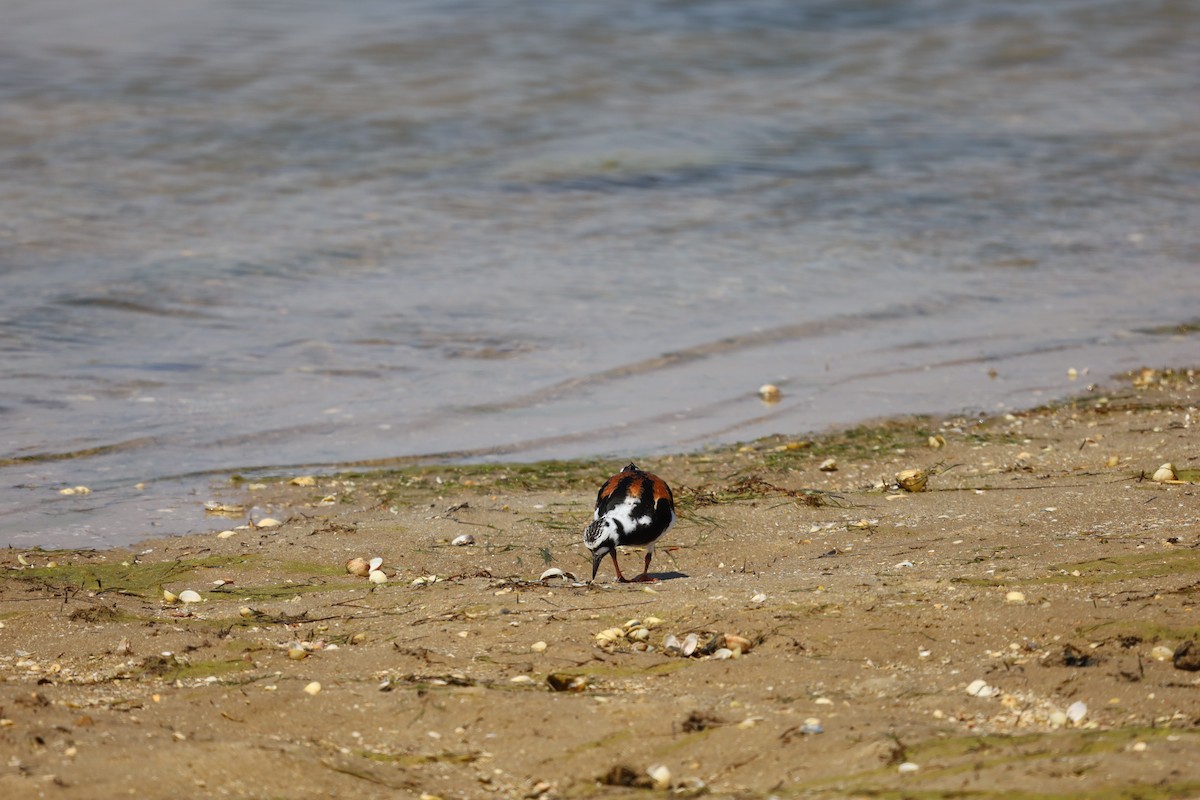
[2,0,1198,548]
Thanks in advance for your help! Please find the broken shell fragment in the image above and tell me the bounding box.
[1152,463,1177,483]
[895,468,929,492]
[595,628,625,645]
[546,673,588,692]
[539,567,577,581]
[724,634,753,655]
[346,558,370,577]
[451,533,475,546]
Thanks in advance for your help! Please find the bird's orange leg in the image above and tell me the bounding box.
[609,551,631,583]
[630,551,659,583]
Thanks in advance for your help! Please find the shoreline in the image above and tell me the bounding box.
[1,366,1198,799]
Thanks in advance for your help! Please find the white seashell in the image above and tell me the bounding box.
[256,518,282,528]
[965,679,990,697]
[368,570,387,584]
[627,627,650,642]
[162,589,178,604]
[530,641,548,653]
[682,633,699,657]
[928,435,945,449]
[711,648,735,660]
[509,675,535,684]
[1005,591,1026,605]
[647,764,671,790]
[758,383,781,403]
[664,634,682,652]
[1152,463,1177,482]
[217,530,237,539]
[642,616,663,629]
[622,619,642,630]
[368,557,384,572]
[238,607,253,618]
[1066,701,1087,723]
[303,681,322,696]
[1049,711,1068,727]
[1151,645,1175,661]
[451,534,475,546]
[751,592,767,603]
[818,458,838,472]
[178,590,202,604]
[346,558,370,577]
[897,762,920,774]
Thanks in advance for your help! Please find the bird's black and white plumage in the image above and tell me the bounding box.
[584,463,675,583]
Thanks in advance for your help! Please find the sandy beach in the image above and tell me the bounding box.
[2,367,1198,800]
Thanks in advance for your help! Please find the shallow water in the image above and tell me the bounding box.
[2,0,1198,548]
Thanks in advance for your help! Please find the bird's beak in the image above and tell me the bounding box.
[591,551,604,581]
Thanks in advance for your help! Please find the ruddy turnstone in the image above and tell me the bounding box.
[584,462,676,583]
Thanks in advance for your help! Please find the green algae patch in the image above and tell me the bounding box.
[3,555,249,597]
[138,654,251,682]
[1043,549,1200,585]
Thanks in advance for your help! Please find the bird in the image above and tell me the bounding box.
[584,462,676,583]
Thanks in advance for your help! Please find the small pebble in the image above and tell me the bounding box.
[758,384,781,403]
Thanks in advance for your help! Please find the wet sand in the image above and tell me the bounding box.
[1,368,1198,799]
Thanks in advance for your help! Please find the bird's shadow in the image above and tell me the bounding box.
[646,571,688,582]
